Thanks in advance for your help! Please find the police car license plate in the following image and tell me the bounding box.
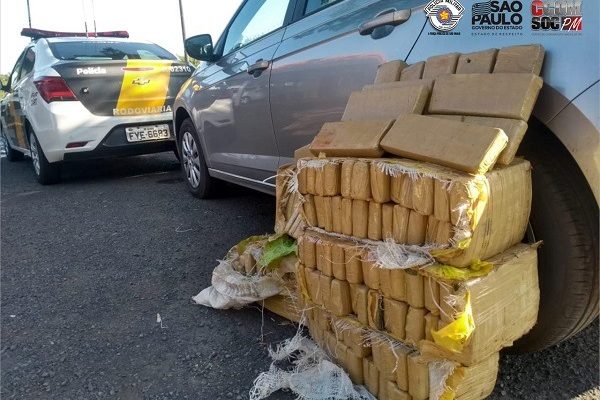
[125,124,170,142]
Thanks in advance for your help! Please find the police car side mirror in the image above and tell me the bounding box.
[185,34,215,62]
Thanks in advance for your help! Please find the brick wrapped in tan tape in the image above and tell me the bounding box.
[351,161,371,200]
[428,115,530,165]
[463,116,528,165]
[493,44,545,75]
[456,49,498,74]
[294,144,313,160]
[400,61,425,81]
[428,73,543,121]
[374,60,408,84]
[309,120,394,158]
[342,83,429,121]
[422,53,459,79]
[380,114,508,175]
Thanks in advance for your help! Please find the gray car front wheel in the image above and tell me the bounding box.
[178,118,214,198]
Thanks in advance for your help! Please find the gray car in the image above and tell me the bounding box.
[173,0,598,352]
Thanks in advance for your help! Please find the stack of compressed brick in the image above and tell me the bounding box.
[277,45,545,400]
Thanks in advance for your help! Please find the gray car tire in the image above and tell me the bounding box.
[511,122,598,352]
[178,118,214,198]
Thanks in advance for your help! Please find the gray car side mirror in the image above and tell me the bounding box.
[185,34,216,62]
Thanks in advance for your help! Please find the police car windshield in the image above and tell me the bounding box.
[48,41,176,61]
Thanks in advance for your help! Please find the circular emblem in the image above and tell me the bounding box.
[424,0,465,31]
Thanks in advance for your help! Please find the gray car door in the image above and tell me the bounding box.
[270,0,427,164]
[189,0,294,183]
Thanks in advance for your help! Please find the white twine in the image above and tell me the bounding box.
[368,239,436,270]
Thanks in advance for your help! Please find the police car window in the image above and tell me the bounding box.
[136,49,162,60]
[304,0,342,15]
[223,0,291,55]
[9,55,24,89]
[48,41,176,61]
[18,49,36,81]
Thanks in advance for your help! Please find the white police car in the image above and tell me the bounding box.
[0,28,192,184]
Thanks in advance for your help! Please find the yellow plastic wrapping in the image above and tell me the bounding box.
[430,291,475,353]
[423,260,494,281]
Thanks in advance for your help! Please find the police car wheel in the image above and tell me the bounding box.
[2,133,25,162]
[28,130,60,185]
[178,118,213,198]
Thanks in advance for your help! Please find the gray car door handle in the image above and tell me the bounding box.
[358,9,411,35]
[247,60,270,76]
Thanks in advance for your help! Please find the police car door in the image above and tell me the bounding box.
[2,48,32,151]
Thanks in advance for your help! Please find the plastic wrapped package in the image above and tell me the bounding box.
[370,162,391,203]
[298,229,539,366]
[351,161,372,200]
[306,308,501,400]
[353,200,370,238]
[274,164,306,239]
[368,202,383,241]
[420,243,540,365]
[297,157,532,268]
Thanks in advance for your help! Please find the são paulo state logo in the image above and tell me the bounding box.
[424,0,465,31]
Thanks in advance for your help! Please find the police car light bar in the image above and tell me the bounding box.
[21,28,129,40]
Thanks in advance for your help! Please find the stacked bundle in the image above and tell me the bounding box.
[299,242,538,399]
[277,45,545,400]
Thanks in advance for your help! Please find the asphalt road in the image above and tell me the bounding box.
[1,153,598,400]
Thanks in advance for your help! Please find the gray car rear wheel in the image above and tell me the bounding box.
[28,129,60,185]
[178,118,214,198]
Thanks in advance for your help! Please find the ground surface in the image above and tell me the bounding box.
[1,154,598,400]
